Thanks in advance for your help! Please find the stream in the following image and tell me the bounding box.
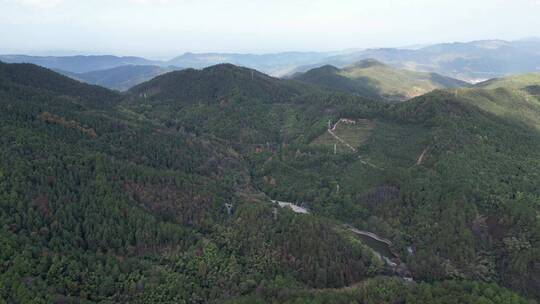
[356,233,395,259]
[273,199,413,281]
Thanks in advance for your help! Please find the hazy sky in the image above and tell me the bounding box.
[1,0,540,58]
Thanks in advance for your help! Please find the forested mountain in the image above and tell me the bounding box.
[475,72,540,90]
[58,65,180,91]
[293,59,470,101]
[129,63,311,104]
[0,62,120,107]
[0,61,538,303]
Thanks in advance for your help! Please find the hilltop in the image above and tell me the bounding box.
[475,72,540,90]
[293,59,469,101]
[128,63,310,103]
[0,61,120,106]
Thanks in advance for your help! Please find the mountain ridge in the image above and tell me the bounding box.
[289,39,540,82]
[293,59,470,101]
[0,61,120,106]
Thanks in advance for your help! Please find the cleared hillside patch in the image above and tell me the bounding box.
[311,118,375,153]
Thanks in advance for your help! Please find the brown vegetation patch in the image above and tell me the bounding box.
[39,112,97,138]
[486,216,507,241]
[32,194,50,218]
[123,180,214,227]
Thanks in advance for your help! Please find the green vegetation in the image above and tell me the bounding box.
[311,119,375,152]
[229,277,530,304]
[0,62,385,303]
[293,59,470,101]
[455,87,540,130]
[0,61,539,303]
[475,73,540,90]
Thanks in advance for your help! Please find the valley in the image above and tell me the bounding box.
[0,59,539,303]
[273,199,412,282]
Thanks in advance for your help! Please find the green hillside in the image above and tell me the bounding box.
[475,73,540,90]
[431,73,540,131]
[252,88,540,300]
[0,62,120,107]
[0,62,538,303]
[451,87,540,131]
[129,63,311,103]
[293,59,470,101]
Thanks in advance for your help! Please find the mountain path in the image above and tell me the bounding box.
[329,119,379,168]
[416,146,429,166]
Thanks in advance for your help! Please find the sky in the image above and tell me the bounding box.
[1,0,540,59]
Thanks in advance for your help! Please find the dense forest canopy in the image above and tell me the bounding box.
[0,61,538,303]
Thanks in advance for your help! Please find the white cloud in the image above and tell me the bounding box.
[2,0,64,9]
[125,0,172,4]
[1,0,539,56]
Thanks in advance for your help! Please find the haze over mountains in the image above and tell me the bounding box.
[296,38,540,82]
[0,54,159,73]
[58,65,181,91]
[2,38,540,91]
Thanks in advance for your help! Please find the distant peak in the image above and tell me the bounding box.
[348,59,386,69]
[202,62,238,70]
[311,65,340,73]
[201,63,259,75]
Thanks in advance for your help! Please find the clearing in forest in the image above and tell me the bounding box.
[311,118,375,152]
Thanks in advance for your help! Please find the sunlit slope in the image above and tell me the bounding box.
[433,73,540,130]
[475,73,540,90]
[293,59,470,101]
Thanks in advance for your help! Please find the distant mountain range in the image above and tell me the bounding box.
[291,39,540,82]
[2,38,540,88]
[57,65,180,91]
[0,52,334,89]
[0,54,160,73]
[292,59,470,101]
[167,51,334,76]
[0,52,334,77]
